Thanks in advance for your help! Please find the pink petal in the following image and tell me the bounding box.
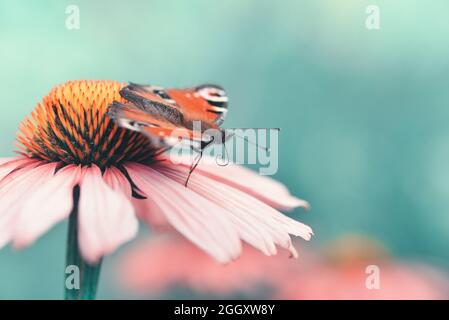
[103,166,132,197]
[131,196,172,230]
[156,163,313,258]
[164,154,309,211]
[78,165,138,264]
[126,163,242,263]
[0,157,40,182]
[0,158,14,165]
[13,165,82,249]
[0,162,58,248]
[103,167,173,229]
[118,235,293,294]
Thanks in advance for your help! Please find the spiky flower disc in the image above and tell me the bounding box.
[17,80,156,168]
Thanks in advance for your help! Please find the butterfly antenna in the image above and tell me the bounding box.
[225,129,280,153]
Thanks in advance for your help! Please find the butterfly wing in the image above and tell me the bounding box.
[120,83,228,126]
[108,102,199,148]
[109,83,229,186]
[119,83,184,125]
[109,83,228,149]
[166,84,228,126]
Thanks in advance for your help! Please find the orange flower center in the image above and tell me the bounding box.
[17,80,156,168]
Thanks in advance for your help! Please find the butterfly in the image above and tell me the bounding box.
[108,83,230,185]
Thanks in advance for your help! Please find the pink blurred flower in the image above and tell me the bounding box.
[118,234,305,295]
[278,236,449,300]
[278,261,449,300]
[118,235,449,300]
[0,80,312,264]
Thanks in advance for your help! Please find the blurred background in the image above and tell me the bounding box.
[1,0,449,299]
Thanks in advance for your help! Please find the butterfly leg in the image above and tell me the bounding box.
[185,151,203,187]
[184,138,214,187]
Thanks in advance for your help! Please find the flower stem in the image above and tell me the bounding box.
[64,187,102,300]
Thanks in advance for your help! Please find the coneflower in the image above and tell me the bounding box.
[119,236,449,300]
[0,80,312,299]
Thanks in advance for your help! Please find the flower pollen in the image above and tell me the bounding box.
[16,80,156,168]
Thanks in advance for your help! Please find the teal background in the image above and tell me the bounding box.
[1,0,449,299]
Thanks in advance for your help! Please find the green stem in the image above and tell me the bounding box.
[64,187,102,300]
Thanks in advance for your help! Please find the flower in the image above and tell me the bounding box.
[277,236,449,300]
[0,80,313,264]
[117,235,449,300]
[117,234,300,295]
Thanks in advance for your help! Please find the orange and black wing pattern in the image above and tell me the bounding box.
[108,83,228,144]
[108,101,196,143]
[166,84,228,125]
